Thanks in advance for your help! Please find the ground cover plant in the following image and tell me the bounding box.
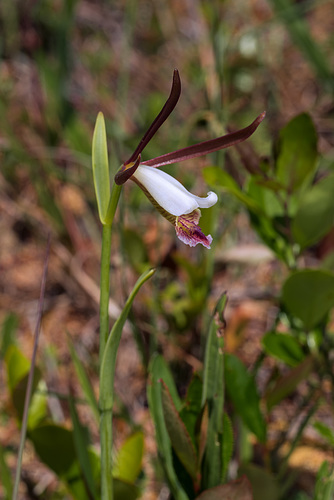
[1,0,334,499]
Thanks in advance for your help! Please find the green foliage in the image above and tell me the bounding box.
[113,432,144,484]
[314,462,334,500]
[275,113,318,192]
[201,294,226,488]
[282,270,334,330]
[292,174,334,248]
[262,332,305,366]
[225,353,266,443]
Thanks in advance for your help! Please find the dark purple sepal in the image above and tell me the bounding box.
[114,154,141,185]
[124,69,181,166]
[142,111,266,169]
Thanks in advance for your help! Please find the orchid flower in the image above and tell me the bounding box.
[115,70,265,249]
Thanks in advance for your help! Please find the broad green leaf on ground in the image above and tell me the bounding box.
[262,332,305,366]
[113,432,144,484]
[239,463,279,500]
[114,478,140,500]
[0,312,18,358]
[282,269,334,329]
[265,356,314,410]
[275,113,318,192]
[292,174,334,248]
[161,381,197,480]
[27,380,48,430]
[225,353,266,443]
[195,475,253,500]
[5,345,41,420]
[29,423,77,476]
[0,442,13,499]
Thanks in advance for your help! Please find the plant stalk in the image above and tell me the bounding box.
[99,183,122,500]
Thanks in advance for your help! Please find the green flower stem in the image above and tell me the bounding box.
[99,182,122,500]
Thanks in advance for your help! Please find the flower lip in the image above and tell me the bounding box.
[132,164,218,217]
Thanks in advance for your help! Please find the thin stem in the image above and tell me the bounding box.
[99,223,112,359]
[99,184,122,500]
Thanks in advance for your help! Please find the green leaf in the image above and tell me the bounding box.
[313,422,334,448]
[113,432,144,484]
[114,478,140,500]
[147,355,189,500]
[292,174,334,248]
[202,166,262,213]
[314,461,334,500]
[262,332,305,366]
[67,335,99,424]
[195,476,253,500]
[265,356,314,410]
[221,413,234,482]
[100,268,155,411]
[0,312,18,359]
[5,346,41,420]
[6,345,30,392]
[69,396,97,498]
[29,423,77,476]
[225,353,266,442]
[179,374,203,446]
[282,269,334,329]
[161,381,198,480]
[92,112,111,224]
[27,380,48,430]
[123,228,149,272]
[246,177,284,218]
[239,463,279,500]
[276,113,318,192]
[0,442,13,499]
[201,294,227,488]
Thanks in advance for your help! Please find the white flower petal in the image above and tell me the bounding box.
[133,164,218,216]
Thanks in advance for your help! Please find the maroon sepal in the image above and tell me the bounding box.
[115,154,141,186]
[142,111,266,169]
[124,69,181,166]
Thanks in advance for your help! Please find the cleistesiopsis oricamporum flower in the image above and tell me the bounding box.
[115,70,265,249]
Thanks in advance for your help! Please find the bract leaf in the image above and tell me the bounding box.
[92,112,111,224]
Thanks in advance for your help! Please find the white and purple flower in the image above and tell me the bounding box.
[115,70,265,249]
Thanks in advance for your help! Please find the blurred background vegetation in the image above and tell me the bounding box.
[0,0,334,498]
